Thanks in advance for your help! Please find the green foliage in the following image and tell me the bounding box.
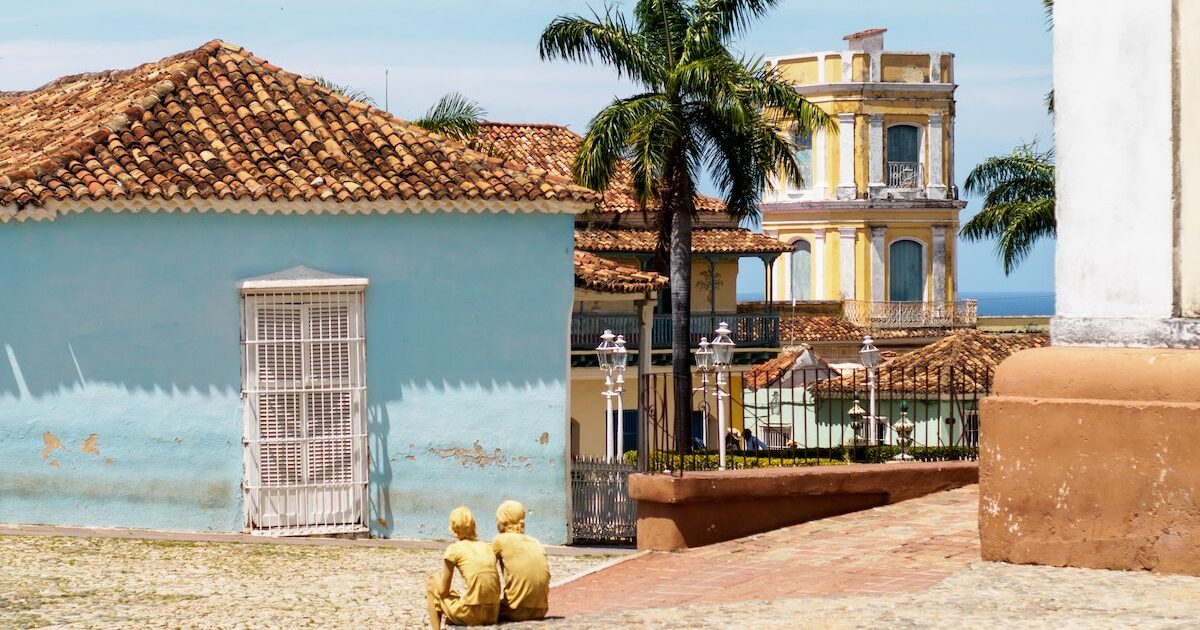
[842,445,978,463]
[413,92,488,142]
[305,75,376,106]
[960,142,1055,274]
[623,450,847,471]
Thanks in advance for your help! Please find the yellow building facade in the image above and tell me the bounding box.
[761,29,967,318]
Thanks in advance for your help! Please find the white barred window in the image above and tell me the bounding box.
[238,266,368,536]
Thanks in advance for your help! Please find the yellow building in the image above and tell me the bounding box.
[761,28,970,326]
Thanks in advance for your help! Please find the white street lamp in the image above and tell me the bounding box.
[694,337,714,452]
[859,336,883,445]
[614,334,628,459]
[712,322,735,470]
[596,330,618,461]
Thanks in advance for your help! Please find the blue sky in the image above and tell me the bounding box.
[0,1,1054,293]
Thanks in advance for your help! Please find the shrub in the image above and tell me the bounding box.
[623,450,847,471]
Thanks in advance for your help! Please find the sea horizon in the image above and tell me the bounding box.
[736,290,1056,316]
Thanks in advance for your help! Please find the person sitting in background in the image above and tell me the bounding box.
[742,428,769,451]
[724,428,742,451]
[427,507,500,630]
[492,500,550,622]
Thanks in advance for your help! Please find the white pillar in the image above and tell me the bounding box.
[868,114,884,198]
[817,53,826,83]
[931,226,947,304]
[813,127,827,199]
[929,53,942,83]
[870,227,887,302]
[868,50,881,83]
[783,247,792,301]
[813,228,826,299]
[836,113,856,200]
[840,51,853,82]
[927,114,946,200]
[839,227,857,300]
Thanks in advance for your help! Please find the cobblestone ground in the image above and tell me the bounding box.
[0,536,615,629]
[516,562,1200,629]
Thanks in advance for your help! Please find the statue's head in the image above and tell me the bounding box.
[448,506,478,541]
[496,500,526,534]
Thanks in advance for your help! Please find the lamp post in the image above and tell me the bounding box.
[711,322,735,470]
[596,330,617,461]
[613,334,628,459]
[694,337,714,453]
[859,336,883,445]
[893,400,914,461]
[847,393,867,460]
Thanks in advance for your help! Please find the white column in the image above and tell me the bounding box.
[929,53,942,83]
[813,128,827,199]
[783,247,793,301]
[836,113,856,200]
[868,51,881,83]
[870,227,887,302]
[817,53,826,83]
[838,227,857,300]
[868,114,884,198]
[813,228,826,299]
[840,52,853,82]
[927,114,946,200]
[931,226,947,304]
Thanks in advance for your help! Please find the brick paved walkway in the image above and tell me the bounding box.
[551,485,980,617]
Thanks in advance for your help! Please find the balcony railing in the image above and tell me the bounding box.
[571,311,780,350]
[844,300,978,329]
[887,161,922,189]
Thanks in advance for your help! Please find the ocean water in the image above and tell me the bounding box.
[734,290,1056,316]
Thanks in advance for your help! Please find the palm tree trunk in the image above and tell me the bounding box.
[662,146,695,456]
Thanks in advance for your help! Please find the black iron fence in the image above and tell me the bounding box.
[637,364,991,475]
[569,457,636,545]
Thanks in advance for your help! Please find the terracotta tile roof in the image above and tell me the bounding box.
[575,227,791,255]
[574,250,668,294]
[0,41,597,217]
[844,27,887,40]
[477,122,725,215]
[816,330,1050,394]
[780,314,965,344]
[744,346,838,390]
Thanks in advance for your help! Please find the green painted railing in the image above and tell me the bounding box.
[571,312,780,350]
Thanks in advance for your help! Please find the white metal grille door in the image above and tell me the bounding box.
[240,288,367,536]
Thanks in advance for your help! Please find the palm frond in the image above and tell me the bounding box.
[539,9,662,87]
[305,75,376,106]
[961,142,1056,274]
[412,92,487,142]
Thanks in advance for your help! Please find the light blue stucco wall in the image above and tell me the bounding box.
[0,209,574,543]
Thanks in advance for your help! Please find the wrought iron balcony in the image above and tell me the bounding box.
[843,299,978,329]
[887,161,922,189]
[571,311,780,350]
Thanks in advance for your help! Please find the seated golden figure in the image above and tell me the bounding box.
[426,507,501,630]
[492,500,551,622]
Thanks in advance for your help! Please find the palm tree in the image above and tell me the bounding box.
[961,143,1055,274]
[540,0,834,449]
[305,75,376,106]
[414,92,487,142]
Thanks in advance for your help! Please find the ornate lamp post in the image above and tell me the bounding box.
[596,330,618,461]
[859,336,884,444]
[892,400,914,461]
[847,392,867,454]
[694,337,714,453]
[711,322,735,470]
[613,334,629,458]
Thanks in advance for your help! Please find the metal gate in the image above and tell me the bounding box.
[570,458,636,545]
[239,281,368,536]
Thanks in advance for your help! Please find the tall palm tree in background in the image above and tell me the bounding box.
[414,92,488,142]
[305,75,376,106]
[960,0,1056,274]
[540,0,834,448]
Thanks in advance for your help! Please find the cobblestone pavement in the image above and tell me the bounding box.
[0,535,616,629]
[551,485,981,617]
[518,562,1200,629]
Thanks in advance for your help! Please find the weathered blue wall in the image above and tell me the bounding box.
[0,210,574,542]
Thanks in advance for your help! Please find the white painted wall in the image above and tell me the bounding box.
[1054,0,1173,321]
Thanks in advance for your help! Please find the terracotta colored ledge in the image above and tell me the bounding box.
[981,346,1200,576]
[629,461,978,551]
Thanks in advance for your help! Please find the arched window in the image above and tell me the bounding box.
[790,240,812,300]
[889,239,924,302]
[886,125,921,188]
[793,130,813,190]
